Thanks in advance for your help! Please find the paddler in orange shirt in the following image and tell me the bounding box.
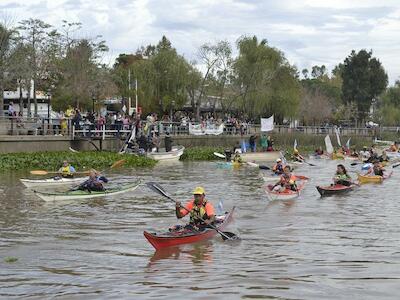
[175,186,216,230]
[272,166,297,192]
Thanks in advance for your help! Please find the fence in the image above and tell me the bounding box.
[1,115,399,139]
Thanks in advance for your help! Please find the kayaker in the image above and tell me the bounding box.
[292,149,304,162]
[232,152,243,164]
[389,142,398,152]
[366,160,385,176]
[175,186,216,230]
[333,164,352,186]
[58,160,76,178]
[78,170,109,192]
[315,146,324,156]
[379,150,389,163]
[273,166,297,191]
[359,146,370,162]
[350,147,359,157]
[272,158,285,175]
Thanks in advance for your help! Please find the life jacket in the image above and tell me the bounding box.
[273,163,284,173]
[189,200,209,225]
[61,165,72,176]
[280,174,296,186]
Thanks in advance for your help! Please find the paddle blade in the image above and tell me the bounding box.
[246,162,259,168]
[146,182,169,198]
[392,162,400,168]
[214,152,226,159]
[350,162,359,166]
[110,159,126,169]
[30,170,49,175]
[259,165,270,170]
[221,231,240,241]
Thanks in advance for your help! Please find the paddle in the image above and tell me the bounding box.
[285,151,315,166]
[246,162,271,170]
[213,152,226,159]
[146,181,239,241]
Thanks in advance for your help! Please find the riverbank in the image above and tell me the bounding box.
[0,151,156,172]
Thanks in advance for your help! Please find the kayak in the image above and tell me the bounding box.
[20,177,85,188]
[216,161,242,168]
[143,207,235,250]
[263,174,309,182]
[265,181,307,201]
[357,171,393,184]
[33,182,141,201]
[147,146,185,161]
[332,153,345,160]
[316,184,356,196]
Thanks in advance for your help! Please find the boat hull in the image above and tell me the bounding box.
[34,182,141,201]
[147,146,185,161]
[143,207,235,250]
[316,184,355,196]
[241,151,281,163]
[357,172,392,184]
[265,182,306,201]
[20,177,85,188]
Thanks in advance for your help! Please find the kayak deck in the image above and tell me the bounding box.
[143,207,235,250]
[357,171,393,184]
[34,182,141,201]
[265,181,307,201]
[316,184,355,196]
[20,176,85,188]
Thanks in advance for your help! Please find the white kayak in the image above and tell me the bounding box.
[20,177,86,188]
[33,182,141,201]
[147,146,185,161]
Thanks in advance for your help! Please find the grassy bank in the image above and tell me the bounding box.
[180,147,225,161]
[0,151,157,172]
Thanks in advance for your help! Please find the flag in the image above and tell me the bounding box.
[335,127,341,146]
[261,115,274,132]
[294,139,298,151]
[346,138,351,149]
[325,135,334,154]
[217,201,224,215]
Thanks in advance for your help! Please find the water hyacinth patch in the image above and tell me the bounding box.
[0,151,157,172]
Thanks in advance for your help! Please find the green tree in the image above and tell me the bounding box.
[341,49,388,123]
[0,21,18,115]
[233,35,300,122]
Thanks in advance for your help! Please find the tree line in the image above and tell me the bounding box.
[1,18,397,126]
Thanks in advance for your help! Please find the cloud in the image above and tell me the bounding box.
[2,0,400,82]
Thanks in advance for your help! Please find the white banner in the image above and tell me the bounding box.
[189,123,224,135]
[261,115,274,132]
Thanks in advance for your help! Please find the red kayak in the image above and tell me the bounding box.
[143,207,235,250]
[316,184,355,196]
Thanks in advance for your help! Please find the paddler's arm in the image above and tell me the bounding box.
[175,201,190,219]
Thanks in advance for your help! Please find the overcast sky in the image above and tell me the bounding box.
[2,0,400,83]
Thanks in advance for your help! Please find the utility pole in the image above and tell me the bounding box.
[135,78,138,118]
[128,69,131,115]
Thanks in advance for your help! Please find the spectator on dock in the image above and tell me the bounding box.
[249,134,257,152]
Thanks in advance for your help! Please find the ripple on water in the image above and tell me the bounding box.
[1,160,400,299]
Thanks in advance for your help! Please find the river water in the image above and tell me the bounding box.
[0,159,399,299]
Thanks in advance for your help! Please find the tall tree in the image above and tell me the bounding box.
[18,18,52,116]
[0,21,17,116]
[341,50,388,122]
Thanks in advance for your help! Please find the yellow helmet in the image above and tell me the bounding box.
[193,186,205,195]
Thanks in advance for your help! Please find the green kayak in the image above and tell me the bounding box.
[34,182,141,201]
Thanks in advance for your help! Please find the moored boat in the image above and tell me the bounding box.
[34,182,141,201]
[147,146,185,161]
[357,171,393,184]
[143,207,235,250]
[265,181,307,201]
[20,177,85,188]
[316,184,356,196]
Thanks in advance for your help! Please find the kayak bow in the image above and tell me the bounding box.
[316,184,355,196]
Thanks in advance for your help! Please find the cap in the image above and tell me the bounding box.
[276,158,282,162]
[193,186,205,195]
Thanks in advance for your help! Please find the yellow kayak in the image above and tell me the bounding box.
[232,161,242,168]
[357,171,393,184]
[332,153,345,160]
